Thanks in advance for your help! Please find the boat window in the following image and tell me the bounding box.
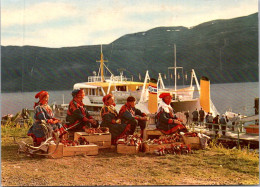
[89,89,95,96]
[97,88,102,96]
[116,86,126,91]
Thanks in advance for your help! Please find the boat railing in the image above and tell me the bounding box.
[110,76,131,82]
[88,76,111,82]
[187,120,258,147]
[88,76,131,82]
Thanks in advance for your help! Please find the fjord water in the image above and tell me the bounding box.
[1,82,259,117]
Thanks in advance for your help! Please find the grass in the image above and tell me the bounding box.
[1,127,259,186]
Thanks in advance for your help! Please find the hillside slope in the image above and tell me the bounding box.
[1,13,258,92]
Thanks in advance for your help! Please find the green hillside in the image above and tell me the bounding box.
[1,13,258,92]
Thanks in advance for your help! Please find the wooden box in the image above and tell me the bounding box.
[143,142,182,153]
[245,125,259,134]
[143,129,164,140]
[47,143,64,159]
[117,144,139,154]
[182,136,201,150]
[47,143,98,158]
[63,131,75,140]
[63,143,98,157]
[74,132,111,149]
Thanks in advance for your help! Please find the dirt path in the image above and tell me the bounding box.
[2,144,258,186]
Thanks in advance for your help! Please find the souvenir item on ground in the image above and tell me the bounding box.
[154,143,192,156]
[84,127,109,134]
[61,138,89,146]
[144,133,183,145]
[183,132,199,137]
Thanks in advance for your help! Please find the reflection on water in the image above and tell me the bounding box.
[1,82,259,117]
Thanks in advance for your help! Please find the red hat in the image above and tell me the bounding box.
[34,91,49,108]
[102,94,113,104]
[159,93,172,99]
[35,91,48,100]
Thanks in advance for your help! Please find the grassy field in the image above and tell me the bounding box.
[1,126,259,186]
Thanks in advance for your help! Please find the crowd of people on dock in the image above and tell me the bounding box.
[184,108,242,136]
[27,89,187,146]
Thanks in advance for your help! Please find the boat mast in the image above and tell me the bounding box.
[168,44,182,91]
[174,44,177,91]
[96,45,108,82]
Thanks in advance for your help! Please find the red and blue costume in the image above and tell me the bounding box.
[27,91,65,146]
[119,103,147,136]
[66,89,98,132]
[156,93,187,135]
[100,94,131,144]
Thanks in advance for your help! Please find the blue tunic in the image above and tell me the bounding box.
[100,105,130,144]
[27,105,62,144]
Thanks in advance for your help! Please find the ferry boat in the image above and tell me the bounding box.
[135,44,219,121]
[54,45,145,119]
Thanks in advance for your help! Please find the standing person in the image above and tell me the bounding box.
[205,112,209,123]
[235,113,242,132]
[156,93,187,134]
[100,94,131,144]
[213,114,220,135]
[205,112,209,128]
[66,89,98,132]
[199,107,205,126]
[184,110,190,127]
[119,96,148,138]
[230,114,237,131]
[207,113,214,130]
[27,91,66,146]
[219,114,228,136]
[192,108,199,126]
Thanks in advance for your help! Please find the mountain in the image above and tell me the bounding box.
[1,13,258,92]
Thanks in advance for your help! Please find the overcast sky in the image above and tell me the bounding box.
[1,0,258,48]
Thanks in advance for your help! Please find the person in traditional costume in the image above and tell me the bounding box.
[66,89,98,132]
[100,94,131,144]
[156,93,187,134]
[119,96,147,137]
[27,91,66,146]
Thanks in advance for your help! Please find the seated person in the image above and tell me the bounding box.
[100,94,131,144]
[66,89,98,132]
[27,91,66,146]
[156,93,187,134]
[119,96,147,138]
